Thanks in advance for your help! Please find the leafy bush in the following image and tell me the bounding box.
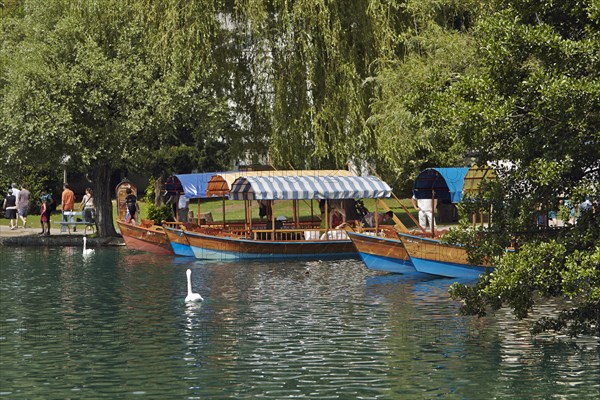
[146,203,173,225]
[144,176,156,204]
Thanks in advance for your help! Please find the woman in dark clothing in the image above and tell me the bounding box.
[125,188,138,224]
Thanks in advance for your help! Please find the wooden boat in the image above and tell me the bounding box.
[117,219,174,255]
[397,165,498,279]
[184,173,394,261]
[185,226,356,261]
[345,230,414,274]
[396,232,491,280]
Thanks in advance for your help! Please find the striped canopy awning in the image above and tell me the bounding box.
[229,175,392,200]
[205,169,355,198]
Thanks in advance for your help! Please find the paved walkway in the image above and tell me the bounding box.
[0,224,91,237]
[0,224,123,246]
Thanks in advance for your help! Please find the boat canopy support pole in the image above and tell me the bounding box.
[367,163,424,232]
[197,199,201,225]
[222,198,226,229]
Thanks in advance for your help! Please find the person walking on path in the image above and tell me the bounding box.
[17,184,30,228]
[3,189,18,230]
[80,187,95,223]
[61,183,76,232]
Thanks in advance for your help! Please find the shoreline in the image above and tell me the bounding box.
[0,225,124,247]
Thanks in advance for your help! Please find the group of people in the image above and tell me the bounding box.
[58,184,96,234]
[2,183,30,230]
[2,182,97,235]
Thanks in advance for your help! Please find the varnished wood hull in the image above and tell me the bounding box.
[117,220,174,255]
[184,230,357,261]
[164,226,195,257]
[397,233,492,279]
[346,231,415,274]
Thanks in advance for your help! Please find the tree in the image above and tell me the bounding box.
[0,0,237,235]
[232,0,408,169]
[445,0,600,336]
[368,0,485,193]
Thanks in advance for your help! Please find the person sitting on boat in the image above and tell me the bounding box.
[411,195,437,229]
[362,210,393,228]
[330,209,345,229]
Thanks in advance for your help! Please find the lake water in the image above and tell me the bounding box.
[1,247,598,399]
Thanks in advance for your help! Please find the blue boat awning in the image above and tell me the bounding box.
[229,175,392,200]
[413,167,469,203]
[174,173,224,199]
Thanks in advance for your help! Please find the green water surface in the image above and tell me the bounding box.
[0,247,598,399]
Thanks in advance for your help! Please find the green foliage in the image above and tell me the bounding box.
[0,163,63,214]
[143,176,156,204]
[145,203,173,226]
[368,0,484,192]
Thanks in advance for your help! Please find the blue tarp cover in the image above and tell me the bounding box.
[413,167,469,203]
[175,173,224,199]
[229,175,392,200]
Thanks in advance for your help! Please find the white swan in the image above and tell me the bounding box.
[83,236,95,255]
[185,269,204,302]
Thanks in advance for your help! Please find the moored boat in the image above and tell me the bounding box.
[117,220,174,255]
[185,226,356,261]
[184,173,394,261]
[397,232,491,280]
[345,230,414,274]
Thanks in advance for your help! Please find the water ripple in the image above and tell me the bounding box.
[0,248,598,398]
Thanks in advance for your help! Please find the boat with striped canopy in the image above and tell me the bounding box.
[183,173,393,261]
[164,170,355,256]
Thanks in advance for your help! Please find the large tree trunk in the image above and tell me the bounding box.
[92,163,118,237]
[154,172,164,206]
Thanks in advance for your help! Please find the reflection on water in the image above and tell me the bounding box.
[0,247,598,399]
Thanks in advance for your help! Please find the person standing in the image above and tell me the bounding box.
[80,188,95,223]
[61,183,75,232]
[125,188,138,224]
[411,195,437,230]
[178,195,190,222]
[3,189,18,230]
[39,194,54,236]
[17,184,30,228]
[10,183,20,207]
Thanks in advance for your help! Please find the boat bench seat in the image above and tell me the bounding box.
[303,230,349,240]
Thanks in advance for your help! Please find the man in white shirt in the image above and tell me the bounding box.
[411,195,437,230]
[178,195,190,222]
[10,183,20,226]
